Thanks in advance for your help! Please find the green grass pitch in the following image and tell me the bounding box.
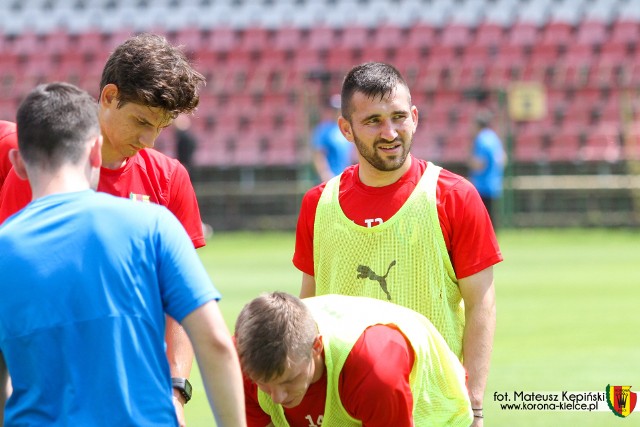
[184,229,640,426]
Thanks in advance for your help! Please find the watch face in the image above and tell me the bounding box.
[172,378,193,402]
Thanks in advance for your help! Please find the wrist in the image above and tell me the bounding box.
[172,388,187,405]
[171,377,192,404]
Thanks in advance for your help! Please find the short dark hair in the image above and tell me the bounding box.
[100,33,205,118]
[340,62,410,120]
[235,292,317,383]
[17,82,99,170]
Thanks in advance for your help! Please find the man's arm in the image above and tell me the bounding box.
[1,351,7,426]
[300,273,316,298]
[165,315,194,426]
[312,149,334,183]
[181,300,246,427]
[459,266,496,426]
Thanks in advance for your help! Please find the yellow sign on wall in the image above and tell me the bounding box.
[507,82,547,121]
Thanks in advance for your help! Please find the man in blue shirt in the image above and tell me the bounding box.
[469,110,506,227]
[0,82,245,426]
[311,94,354,182]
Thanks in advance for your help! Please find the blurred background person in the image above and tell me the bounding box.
[174,114,198,178]
[311,94,354,182]
[468,110,506,228]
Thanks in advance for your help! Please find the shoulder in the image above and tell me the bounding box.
[0,121,17,141]
[436,167,478,200]
[91,191,172,219]
[0,121,17,156]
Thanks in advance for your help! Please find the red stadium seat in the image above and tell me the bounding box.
[371,23,405,50]
[439,23,472,48]
[539,21,574,49]
[506,21,540,47]
[514,132,547,163]
[546,126,583,162]
[609,19,640,45]
[485,44,527,87]
[555,43,594,88]
[455,44,492,88]
[238,27,271,53]
[589,42,629,87]
[306,24,336,52]
[575,20,608,48]
[405,22,437,50]
[522,43,561,83]
[474,22,506,48]
[273,26,303,51]
[206,26,239,53]
[580,123,621,163]
[339,25,370,51]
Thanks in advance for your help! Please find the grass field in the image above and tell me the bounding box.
[184,229,640,427]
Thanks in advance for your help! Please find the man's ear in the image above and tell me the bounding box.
[337,116,354,142]
[100,84,119,107]
[89,135,103,168]
[8,148,28,180]
[312,334,324,356]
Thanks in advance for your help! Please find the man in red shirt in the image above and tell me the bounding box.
[0,34,205,426]
[237,292,472,427]
[294,62,501,426]
[0,121,17,193]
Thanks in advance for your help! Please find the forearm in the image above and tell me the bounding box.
[312,151,333,182]
[165,314,194,418]
[300,273,316,298]
[462,296,496,408]
[165,315,194,378]
[196,338,246,427]
[183,302,246,427]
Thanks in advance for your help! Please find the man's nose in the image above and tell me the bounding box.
[269,387,288,404]
[380,120,399,141]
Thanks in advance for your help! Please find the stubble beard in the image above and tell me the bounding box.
[353,132,412,172]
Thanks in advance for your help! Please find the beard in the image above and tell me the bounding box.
[352,131,412,172]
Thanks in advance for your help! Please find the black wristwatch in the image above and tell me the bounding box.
[171,377,193,403]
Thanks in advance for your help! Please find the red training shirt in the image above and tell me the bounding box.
[293,156,502,280]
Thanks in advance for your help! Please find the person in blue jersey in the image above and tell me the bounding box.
[0,82,245,427]
[468,110,506,227]
[311,94,354,182]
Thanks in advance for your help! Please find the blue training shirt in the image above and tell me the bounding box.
[470,128,505,198]
[0,190,220,426]
[312,121,353,177]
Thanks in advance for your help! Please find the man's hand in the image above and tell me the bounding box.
[172,391,187,427]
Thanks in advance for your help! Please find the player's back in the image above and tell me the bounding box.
[0,190,185,426]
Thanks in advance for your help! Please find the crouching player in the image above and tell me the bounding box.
[235,292,472,426]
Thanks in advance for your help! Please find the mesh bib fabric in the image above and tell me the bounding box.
[313,162,464,357]
[257,295,472,426]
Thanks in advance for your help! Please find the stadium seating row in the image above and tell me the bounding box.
[1,0,639,34]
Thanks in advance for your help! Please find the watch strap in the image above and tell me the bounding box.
[171,377,192,403]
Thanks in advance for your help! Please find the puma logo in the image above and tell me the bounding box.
[356,260,396,300]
